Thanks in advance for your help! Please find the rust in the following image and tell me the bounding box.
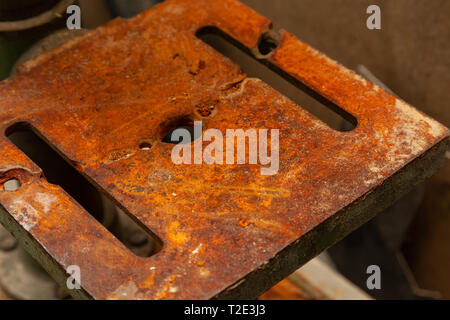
[0,0,448,300]
[239,218,251,228]
[197,261,205,267]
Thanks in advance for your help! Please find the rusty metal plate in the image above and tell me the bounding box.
[0,0,448,300]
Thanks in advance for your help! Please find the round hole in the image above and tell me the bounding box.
[258,33,279,56]
[162,126,198,145]
[4,179,21,191]
[160,115,202,145]
[139,142,153,151]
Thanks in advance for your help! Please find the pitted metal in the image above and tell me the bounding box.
[0,0,447,299]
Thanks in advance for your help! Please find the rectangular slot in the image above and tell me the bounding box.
[6,122,162,258]
[197,27,357,131]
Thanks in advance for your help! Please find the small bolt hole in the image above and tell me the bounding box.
[4,179,21,191]
[258,33,279,56]
[139,142,153,150]
[196,105,215,117]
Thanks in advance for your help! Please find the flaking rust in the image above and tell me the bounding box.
[0,0,448,299]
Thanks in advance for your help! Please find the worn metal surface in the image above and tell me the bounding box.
[0,0,448,300]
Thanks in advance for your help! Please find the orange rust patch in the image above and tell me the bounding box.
[197,260,205,266]
[0,0,446,300]
[167,221,189,246]
[239,218,252,227]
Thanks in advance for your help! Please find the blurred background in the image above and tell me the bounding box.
[0,0,448,300]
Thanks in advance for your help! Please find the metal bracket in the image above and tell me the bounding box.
[0,0,448,299]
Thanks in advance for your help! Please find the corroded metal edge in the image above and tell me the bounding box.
[0,206,91,300]
[216,138,449,299]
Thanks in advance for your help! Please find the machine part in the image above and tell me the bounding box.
[0,0,448,300]
[197,27,354,131]
[0,121,117,299]
[0,28,146,300]
[355,65,425,251]
[12,29,87,73]
[0,0,74,32]
[288,258,372,300]
[0,0,76,80]
[0,1,60,21]
[0,226,61,300]
[327,65,438,300]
